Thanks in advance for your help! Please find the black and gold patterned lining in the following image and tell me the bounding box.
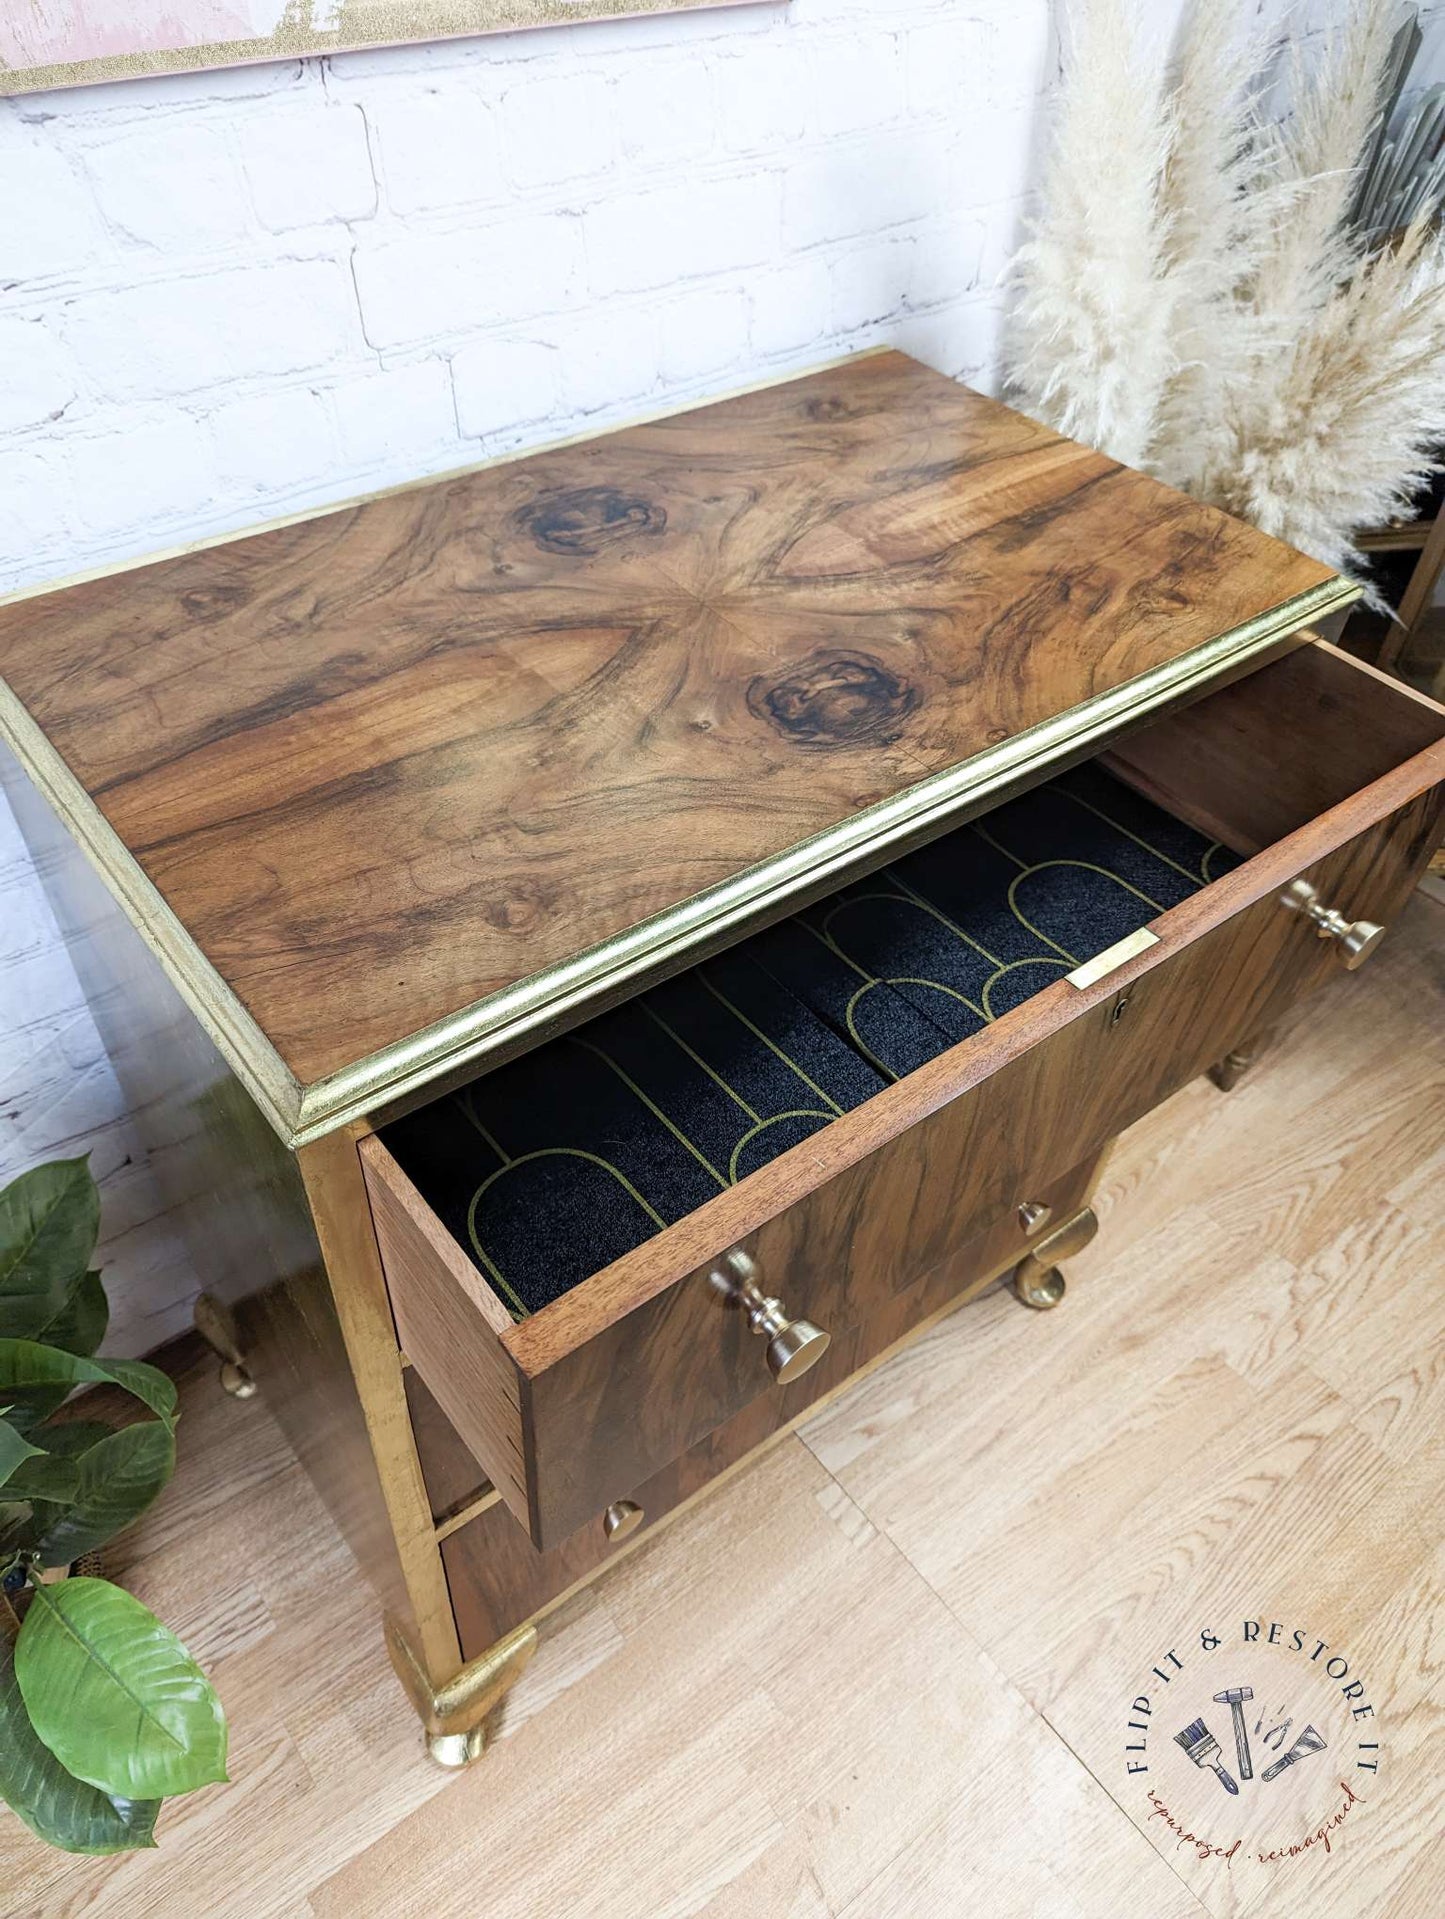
[383,764,1239,1317]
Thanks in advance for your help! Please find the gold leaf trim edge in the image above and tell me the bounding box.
[0,685,305,1140]
[293,574,1358,1145]
[0,520,1358,1151]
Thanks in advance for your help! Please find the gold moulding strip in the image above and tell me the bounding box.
[0,686,304,1144]
[1,576,1357,1153]
[293,575,1359,1147]
[2,578,1357,1153]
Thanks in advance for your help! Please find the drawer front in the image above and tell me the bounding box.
[442,1156,1103,1658]
[367,778,1444,1552]
[507,790,1440,1546]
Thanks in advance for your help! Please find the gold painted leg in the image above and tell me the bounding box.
[193,1292,257,1399]
[385,1615,538,1769]
[1012,1207,1098,1311]
[1209,1025,1276,1093]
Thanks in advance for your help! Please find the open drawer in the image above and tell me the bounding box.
[361,641,1445,1551]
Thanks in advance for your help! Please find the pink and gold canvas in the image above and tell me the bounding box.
[1,0,773,95]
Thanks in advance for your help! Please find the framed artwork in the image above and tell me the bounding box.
[1,2,776,96]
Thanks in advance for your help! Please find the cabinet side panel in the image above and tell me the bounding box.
[2,739,314,1321]
[1,742,423,1638]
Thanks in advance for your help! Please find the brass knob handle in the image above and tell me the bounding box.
[1017,1201,1052,1237]
[1282,879,1386,970]
[709,1248,830,1385]
[602,1500,644,1544]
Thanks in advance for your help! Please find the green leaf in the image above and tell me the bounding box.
[4,1453,79,1505]
[0,1344,177,1432]
[31,1424,176,1566]
[0,1415,42,1492]
[16,1579,227,1800]
[0,1161,100,1342]
[0,1635,159,1855]
[0,1424,117,1544]
[2,1503,35,1554]
[34,1421,115,1458]
[3,1386,73,1436]
[32,1271,109,1360]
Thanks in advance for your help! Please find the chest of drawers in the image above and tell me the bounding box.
[4,350,1442,1762]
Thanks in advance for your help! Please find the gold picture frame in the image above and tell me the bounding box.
[1,1,778,97]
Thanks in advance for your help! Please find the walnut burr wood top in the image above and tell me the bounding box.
[0,351,1347,1144]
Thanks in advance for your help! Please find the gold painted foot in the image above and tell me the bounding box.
[193,1292,257,1398]
[1209,1025,1276,1093]
[386,1615,537,1769]
[1014,1263,1067,1309]
[427,1729,487,1768]
[1011,1207,1098,1311]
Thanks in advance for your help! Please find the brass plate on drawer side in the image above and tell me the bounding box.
[1065,927,1162,989]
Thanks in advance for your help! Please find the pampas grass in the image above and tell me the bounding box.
[1222,216,1445,572]
[1008,0,1175,467]
[1007,0,1445,588]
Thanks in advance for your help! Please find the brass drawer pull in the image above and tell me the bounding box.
[1018,1201,1053,1236]
[602,1500,644,1544]
[1282,879,1386,970]
[710,1248,830,1384]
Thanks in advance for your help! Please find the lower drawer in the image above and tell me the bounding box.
[364,641,1445,1551]
[440,1155,1102,1659]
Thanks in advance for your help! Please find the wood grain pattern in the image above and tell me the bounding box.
[360,1138,529,1529]
[506,780,1443,1546]
[442,1156,1104,1657]
[368,648,1445,1550]
[1107,638,1445,853]
[294,1125,463,1680]
[503,641,1445,1377]
[0,352,1335,1099]
[405,1368,491,1526]
[7,895,1444,1918]
[798,912,1445,1919]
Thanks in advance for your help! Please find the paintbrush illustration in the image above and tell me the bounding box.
[1174,1717,1240,1794]
[1260,1725,1327,1782]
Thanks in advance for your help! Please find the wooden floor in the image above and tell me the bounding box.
[5,893,1443,1919]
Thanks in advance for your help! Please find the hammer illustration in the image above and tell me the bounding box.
[1213,1687,1254,1781]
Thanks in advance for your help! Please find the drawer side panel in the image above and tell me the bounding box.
[363,1140,530,1530]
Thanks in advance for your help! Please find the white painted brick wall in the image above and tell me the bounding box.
[0,0,1059,601]
[1,0,1438,1348]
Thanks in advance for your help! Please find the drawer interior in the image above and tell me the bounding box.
[382,757,1238,1319]
[380,640,1445,1328]
[369,636,1445,1549]
[381,641,1445,1328]
[1104,642,1445,854]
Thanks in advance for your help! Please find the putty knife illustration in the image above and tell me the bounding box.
[1261,1725,1327,1782]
